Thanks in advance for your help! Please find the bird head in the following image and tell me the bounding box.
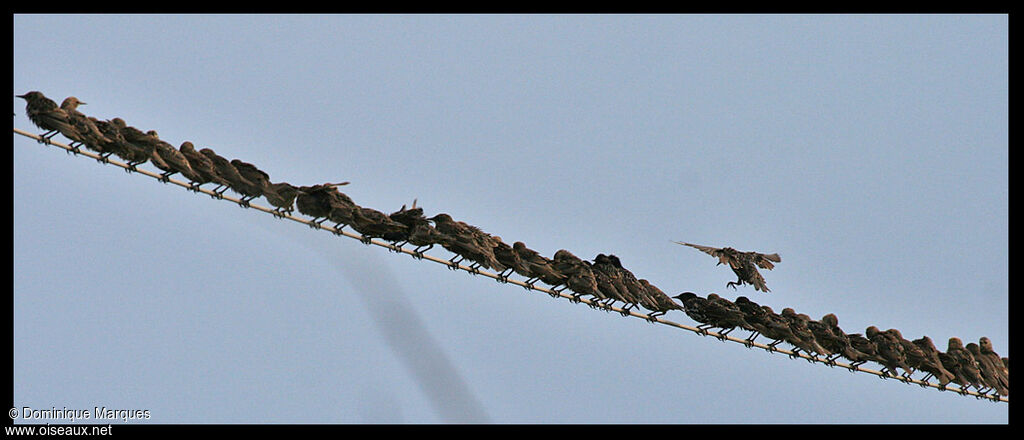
[672,292,697,302]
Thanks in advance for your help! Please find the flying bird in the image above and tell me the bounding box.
[675,242,780,293]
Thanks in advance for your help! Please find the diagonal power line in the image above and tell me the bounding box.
[12,127,1008,404]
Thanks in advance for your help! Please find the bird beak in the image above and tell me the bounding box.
[15,94,26,99]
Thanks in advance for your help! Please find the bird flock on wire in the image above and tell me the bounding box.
[16,90,1009,399]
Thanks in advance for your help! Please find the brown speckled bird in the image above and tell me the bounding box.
[675,242,780,293]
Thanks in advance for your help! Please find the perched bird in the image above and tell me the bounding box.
[968,342,1008,396]
[349,205,409,244]
[229,159,270,204]
[179,142,227,192]
[295,183,348,225]
[702,294,754,339]
[675,242,780,293]
[59,97,111,153]
[147,130,200,183]
[911,336,956,387]
[636,279,682,320]
[780,308,831,358]
[513,242,567,288]
[979,337,1009,386]
[591,254,636,312]
[388,202,445,255]
[888,329,929,380]
[429,213,505,272]
[606,255,654,313]
[88,116,129,162]
[807,313,866,366]
[16,91,77,143]
[847,332,886,369]
[866,326,912,378]
[672,292,715,335]
[108,118,158,170]
[551,249,601,304]
[201,148,251,199]
[491,236,528,281]
[759,305,802,352]
[733,296,774,346]
[262,182,300,216]
[944,337,985,393]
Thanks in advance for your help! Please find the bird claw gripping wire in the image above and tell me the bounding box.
[359,235,373,245]
[96,153,111,165]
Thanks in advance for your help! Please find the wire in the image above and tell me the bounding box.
[12,126,1009,404]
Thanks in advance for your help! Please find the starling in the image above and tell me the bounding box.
[201,148,252,199]
[606,255,655,313]
[179,142,227,192]
[591,254,635,311]
[703,294,754,339]
[263,182,300,216]
[847,332,886,369]
[888,329,928,379]
[636,279,682,320]
[88,116,129,162]
[979,337,1009,384]
[967,342,1008,396]
[760,305,802,352]
[733,296,774,346]
[295,183,347,224]
[349,205,409,244]
[672,292,715,334]
[491,236,529,280]
[58,97,111,152]
[945,337,985,393]
[781,308,831,358]
[388,202,445,255]
[675,242,780,293]
[428,213,505,272]
[866,326,912,378]
[911,336,956,387]
[16,91,77,143]
[108,118,158,170]
[147,130,200,183]
[513,242,567,287]
[229,159,270,204]
[551,249,602,303]
[807,313,867,365]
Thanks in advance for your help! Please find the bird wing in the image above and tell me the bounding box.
[753,253,781,270]
[674,242,733,266]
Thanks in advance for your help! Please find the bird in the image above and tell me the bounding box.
[58,97,111,154]
[349,205,409,244]
[911,336,956,387]
[672,292,715,335]
[262,182,300,216]
[674,242,780,293]
[780,308,831,359]
[512,242,567,288]
[702,294,754,340]
[229,159,270,205]
[550,249,602,304]
[733,296,774,346]
[979,337,1009,381]
[200,148,252,200]
[606,255,654,314]
[87,116,129,163]
[807,313,867,366]
[428,213,505,272]
[295,183,348,226]
[847,332,886,370]
[387,201,446,256]
[147,130,200,184]
[968,342,1008,396]
[107,118,159,171]
[591,254,636,313]
[759,305,802,353]
[888,329,928,380]
[866,326,912,379]
[16,91,78,144]
[491,236,529,281]
[944,337,985,394]
[636,279,682,321]
[179,142,227,193]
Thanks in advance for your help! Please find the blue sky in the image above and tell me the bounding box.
[13,14,1007,423]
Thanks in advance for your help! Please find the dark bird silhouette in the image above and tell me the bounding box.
[179,142,226,193]
[200,148,251,200]
[781,308,831,359]
[591,254,636,313]
[672,292,715,335]
[229,159,270,205]
[513,242,567,288]
[979,337,1009,394]
[866,326,912,378]
[636,279,682,321]
[969,341,1008,396]
[108,118,158,171]
[808,313,867,366]
[428,213,505,272]
[263,182,300,216]
[294,183,347,226]
[760,305,802,353]
[703,294,754,340]
[388,201,446,256]
[58,97,111,154]
[606,255,654,314]
[349,205,409,244]
[551,249,601,304]
[888,329,928,380]
[87,116,130,163]
[847,332,886,370]
[911,336,955,387]
[675,242,780,293]
[944,337,985,394]
[491,236,528,281]
[733,296,774,346]
[146,130,200,184]
[16,91,77,144]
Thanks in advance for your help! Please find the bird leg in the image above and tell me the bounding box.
[36,130,57,144]
[411,244,432,260]
[646,311,664,323]
[65,141,82,155]
[447,255,464,270]
[159,170,177,183]
[360,235,373,245]
[695,324,714,337]
[96,152,112,164]
[188,181,202,192]
[744,331,760,348]
[726,281,740,290]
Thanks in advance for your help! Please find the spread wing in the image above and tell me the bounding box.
[674,241,734,267]
[753,252,781,270]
